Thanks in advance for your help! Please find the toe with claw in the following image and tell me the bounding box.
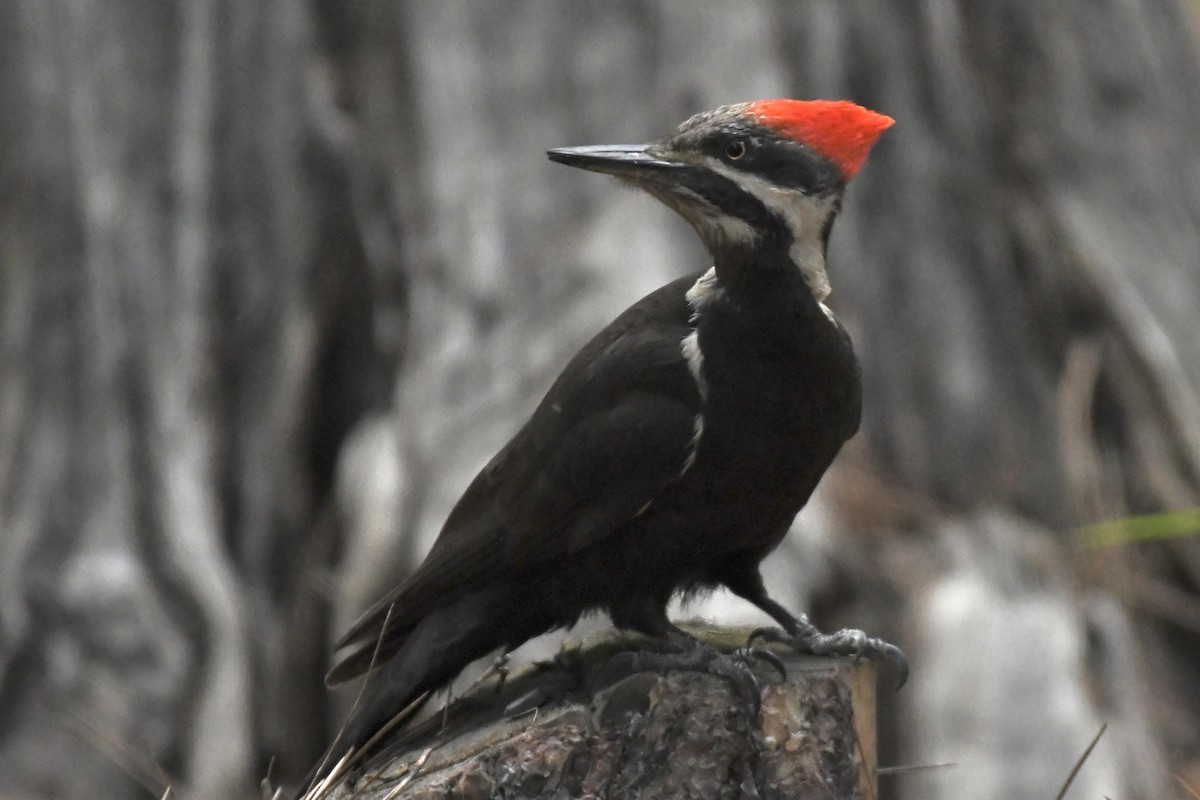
[749,620,909,689]
[594,639,770,712]
[731,645,789,682]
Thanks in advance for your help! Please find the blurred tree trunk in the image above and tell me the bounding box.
[1,1,1198,799]
[0,0,403,796]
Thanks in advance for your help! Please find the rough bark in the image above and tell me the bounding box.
[303,629,877,800]
[1,1,1198,799]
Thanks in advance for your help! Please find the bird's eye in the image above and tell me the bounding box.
[724,139,747,160]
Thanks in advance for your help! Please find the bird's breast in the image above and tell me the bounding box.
[675,294,859,535]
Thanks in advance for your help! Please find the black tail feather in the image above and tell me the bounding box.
[295,586,528,798]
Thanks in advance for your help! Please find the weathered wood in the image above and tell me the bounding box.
[313,627,878,800]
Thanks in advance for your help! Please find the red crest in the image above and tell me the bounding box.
[747,99,894,180]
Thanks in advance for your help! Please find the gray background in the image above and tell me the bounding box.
[1,1,1199,797]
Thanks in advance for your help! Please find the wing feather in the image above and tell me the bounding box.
[329,274,701,681]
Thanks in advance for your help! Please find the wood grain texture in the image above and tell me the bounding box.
[317,628,877,800]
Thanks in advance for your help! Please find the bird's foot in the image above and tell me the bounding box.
[596,639,775,711]
[749,618,909,688]
[730,644,788,681]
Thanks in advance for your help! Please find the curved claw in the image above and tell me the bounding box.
[732,645,788,682]
[594,642,765,712]
[705,656,763,712]
[751,623,910,690]
[811,630,908,690]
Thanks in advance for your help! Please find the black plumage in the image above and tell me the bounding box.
[299,99,901,795]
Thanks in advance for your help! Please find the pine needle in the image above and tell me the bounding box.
[1176,774,1200,800]
[875,762,956,775]
[1054,723,1107,800]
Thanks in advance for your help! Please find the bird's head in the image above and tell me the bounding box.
[549,99,893,301]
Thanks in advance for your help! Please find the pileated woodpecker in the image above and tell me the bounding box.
[301,99,903,794]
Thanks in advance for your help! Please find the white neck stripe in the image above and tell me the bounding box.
[697,156,836,303]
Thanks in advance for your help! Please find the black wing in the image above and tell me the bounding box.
[328,274,702,682]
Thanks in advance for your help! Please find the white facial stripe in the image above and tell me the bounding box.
[682,266,719,399]
[679,267,718,475]
[659,185,757,248]
[705,212,758,246]
[698,156,837,303]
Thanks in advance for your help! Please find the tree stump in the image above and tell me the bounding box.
[312,625,878,800]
